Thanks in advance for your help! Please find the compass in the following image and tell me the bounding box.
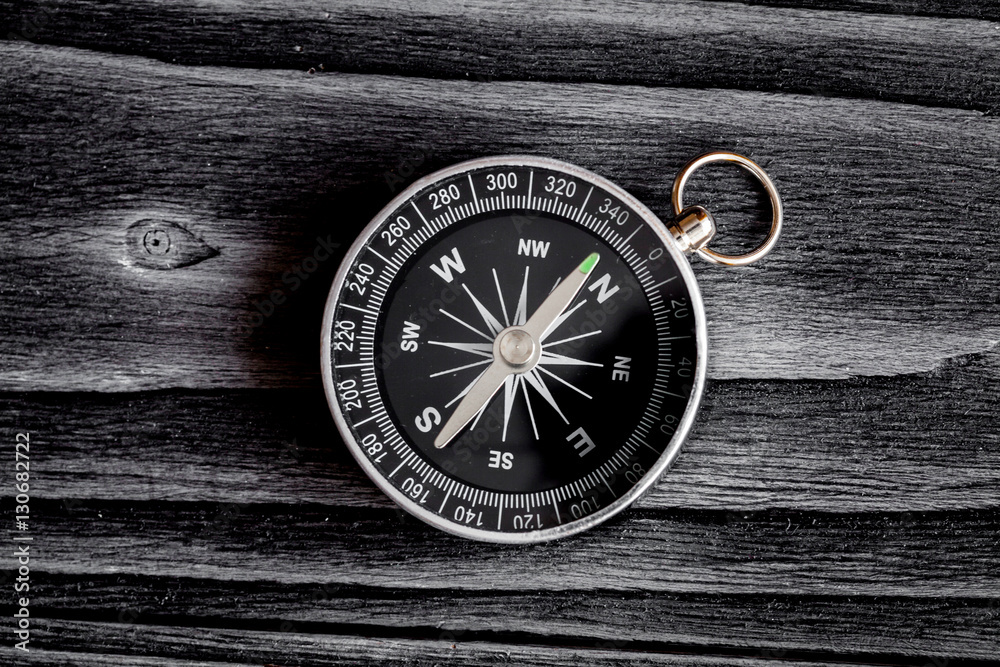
[321,154,782,542]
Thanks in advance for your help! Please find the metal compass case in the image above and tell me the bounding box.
[321,153,782,543]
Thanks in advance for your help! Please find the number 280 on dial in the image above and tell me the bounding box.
[321,156,706,542]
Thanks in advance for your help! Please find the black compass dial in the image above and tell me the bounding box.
[323,158,703,542]
[379,211,656,492]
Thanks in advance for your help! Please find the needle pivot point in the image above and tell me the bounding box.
[498,329,535,366]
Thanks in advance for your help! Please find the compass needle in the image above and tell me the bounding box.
[522,252,599,342]
[434,359,510,449]
[435,252,599,447]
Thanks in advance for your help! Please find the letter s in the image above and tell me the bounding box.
[414,407,442,433]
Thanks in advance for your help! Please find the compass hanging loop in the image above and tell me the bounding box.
[669,151,783,267]
[668,205,716,253]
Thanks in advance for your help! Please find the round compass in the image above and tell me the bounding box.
[321,156,711,542]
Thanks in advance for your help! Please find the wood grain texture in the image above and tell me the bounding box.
[2,0,998,111]
[25,574,1000,660]
[722,0,1000,20]
[10,348,1000,513]
[23,497,1000,596]
[2,42,998,391]
[4,353,995,658]
[15,619,923,667]
[2,1,999,664]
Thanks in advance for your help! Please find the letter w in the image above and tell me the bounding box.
[429,248,466,283]
[402,321,421,340]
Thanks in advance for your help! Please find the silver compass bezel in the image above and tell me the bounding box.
[320,155,707,543]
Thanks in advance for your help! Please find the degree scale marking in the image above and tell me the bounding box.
[334,165,693,525]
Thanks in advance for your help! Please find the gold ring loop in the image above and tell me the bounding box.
[671,152,783,267]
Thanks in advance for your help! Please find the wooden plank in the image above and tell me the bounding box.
[19,619,908,667]
[726,0,1000,21]
[32,573,1000,660]
[12,348,1000,512]
[26,497,1000,597]
[2,0,998,110]
[2,43,999,391]
[8,651,230,667]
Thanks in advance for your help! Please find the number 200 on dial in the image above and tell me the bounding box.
[321,156,706,542]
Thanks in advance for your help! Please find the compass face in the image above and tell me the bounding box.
[321,157,706,542]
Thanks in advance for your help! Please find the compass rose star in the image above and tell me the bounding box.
[427,265,603,442]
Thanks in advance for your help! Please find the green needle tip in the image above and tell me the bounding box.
[579,252,600,275]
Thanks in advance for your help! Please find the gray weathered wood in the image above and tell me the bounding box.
[2,42,998,391]
[32,573,1000,660]
[2,0,998,110]
[13,348,1000,513]
[29,498,1000,597]
[3,3,999,665]
[730,0,1000,21]
[7,355,995,659]
[20,619,910,667]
